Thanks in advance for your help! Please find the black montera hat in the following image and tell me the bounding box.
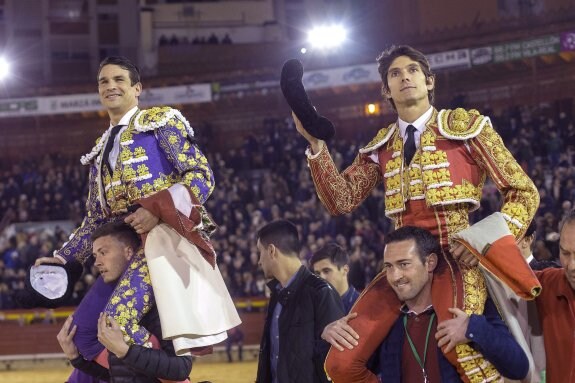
[280,59,335,141]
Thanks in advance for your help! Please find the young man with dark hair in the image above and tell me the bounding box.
[291,45,539,382]
[98,56,141,86]
[376,45,436,111]
[91,221,142,264]
[310,243,360,313]
[377,226,528,382]
[57,221,193,383]
[255,220,344,383]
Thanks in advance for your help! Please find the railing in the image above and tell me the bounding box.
[0,299,268,358]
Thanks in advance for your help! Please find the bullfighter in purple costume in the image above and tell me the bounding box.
[35,57,240,370]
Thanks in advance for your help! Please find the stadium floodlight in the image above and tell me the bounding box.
[307,25,347,50]
[0,57,10,81]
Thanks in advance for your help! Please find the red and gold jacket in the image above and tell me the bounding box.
[308,108,539,245]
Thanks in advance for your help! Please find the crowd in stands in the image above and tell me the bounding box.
[0,101,574,310]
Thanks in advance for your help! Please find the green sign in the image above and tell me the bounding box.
[493,35,561,63]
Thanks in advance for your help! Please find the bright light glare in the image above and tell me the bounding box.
[308,25,347,49]
[300,47,307,54]
[0,57,10,81]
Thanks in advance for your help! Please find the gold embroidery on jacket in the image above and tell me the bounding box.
[456,267,501,382]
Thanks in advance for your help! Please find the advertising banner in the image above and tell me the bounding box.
[302,64,380,90]
[493,35,561,63]
[560,31,575,51]
[427,49,471,70]
[0,83,212,119]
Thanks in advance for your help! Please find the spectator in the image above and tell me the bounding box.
[208,33,219,44]
[222,33,232,44]
[310,242,360,313]
[226,327,244,363]
[3,237,21,270]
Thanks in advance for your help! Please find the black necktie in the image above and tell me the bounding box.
[102,125,122,175]
[404,124,417,165]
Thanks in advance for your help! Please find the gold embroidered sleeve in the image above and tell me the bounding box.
[155,117,215,204]
[468,122,539,238]
[54,164,119,264]
[307,145,382,215]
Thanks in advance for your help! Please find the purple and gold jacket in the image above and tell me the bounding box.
[56,106,215,264]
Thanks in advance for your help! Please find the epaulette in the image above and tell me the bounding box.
[134,106,195,138]
[80,106,195,165]
[437,108,489,140]
[359,123,397,154]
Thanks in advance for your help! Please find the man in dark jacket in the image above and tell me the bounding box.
[57,222,192,382]
[255,220,344,383]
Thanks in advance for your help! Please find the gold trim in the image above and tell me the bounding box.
[437,108,487,140]
[359,123,397,153]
